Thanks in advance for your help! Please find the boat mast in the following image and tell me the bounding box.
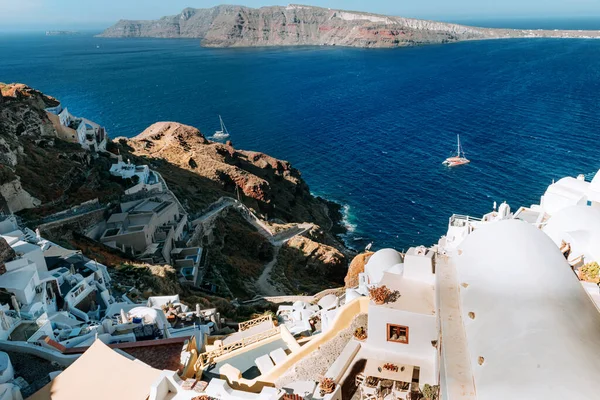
[457,134,461,157]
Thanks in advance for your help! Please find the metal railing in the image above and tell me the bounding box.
[196,326,279,367]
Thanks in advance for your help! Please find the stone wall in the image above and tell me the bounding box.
[37,207,107,242]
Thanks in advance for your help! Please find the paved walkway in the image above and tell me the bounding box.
[437,255,477,400]
[191,198,238,225]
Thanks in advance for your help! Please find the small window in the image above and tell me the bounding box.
[387,323,409,344]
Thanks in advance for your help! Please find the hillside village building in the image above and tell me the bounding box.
[109,157,163,195]
[9,160,600,400]
[45,104,107,152]
[0,215,216,400]
[89,196,204,270]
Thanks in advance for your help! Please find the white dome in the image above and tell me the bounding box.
[541,177,589,215]
[365,249,402,284]
[543,205,600,263]
[455,219,600,400]
[386,263,404,276]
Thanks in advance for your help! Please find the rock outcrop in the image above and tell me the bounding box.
[0,83,125,217]
[117,121,352,296]
[99,4,600,48]
[0,179,41,214]
[344,251,374,288]
[0,237,16,275]
[118,121,339,229]
[2,83,351,300]
[275,235,347,293]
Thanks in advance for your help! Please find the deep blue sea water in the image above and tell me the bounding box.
[1,33,600,250]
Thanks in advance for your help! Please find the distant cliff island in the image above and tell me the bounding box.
[98,3,600,48]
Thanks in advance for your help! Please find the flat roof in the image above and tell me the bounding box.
[12,241,40,255]
[133,200,162,213]
[43,245,77,259]
[107,212,129,224]
[375,272,435,315]
[514,207,542,224]
[0,230,24,246]
[0,267,36,290]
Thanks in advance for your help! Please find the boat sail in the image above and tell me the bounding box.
[212,115,230,140]
[442,134,470,167]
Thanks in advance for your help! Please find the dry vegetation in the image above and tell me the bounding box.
[203,210,274,299]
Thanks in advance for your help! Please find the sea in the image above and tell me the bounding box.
[1,21,600,251]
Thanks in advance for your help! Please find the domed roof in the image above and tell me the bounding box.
[543,205,600,262]
[365,249,402,284]
[541,176,589,215]
[589,169,600,190]
[455,219,600,400]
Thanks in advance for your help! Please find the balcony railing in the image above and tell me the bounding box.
[239,315,273,332]
[196,326,279,368]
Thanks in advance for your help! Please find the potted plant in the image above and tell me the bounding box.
[369,285,392,305]
[422,384,440,400]
[354,326,367,341]
[319,377,336,396]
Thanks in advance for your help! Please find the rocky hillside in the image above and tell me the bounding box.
[116,121,343,230]
[0,83,125,217]
[1,83,351,299]
[116,122,352,298]
[98,4,600,48]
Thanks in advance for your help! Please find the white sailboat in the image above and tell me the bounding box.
[212,115,230,140]
[442,134,470,167]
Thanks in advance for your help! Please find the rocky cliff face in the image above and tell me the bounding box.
[344,251,373,288]
[0,237,16,275]
[0,83,125,216]
[117,121,340,229]
[117,121,351,297]
[2,83,350,300]
[275,235,347,294]
[99,4,600,48]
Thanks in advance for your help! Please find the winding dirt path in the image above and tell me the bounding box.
[255,247,283,296]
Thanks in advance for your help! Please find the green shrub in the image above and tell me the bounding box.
[580,261,600,283]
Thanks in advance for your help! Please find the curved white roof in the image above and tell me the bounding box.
[585,175,600,207]
[589,169,600,200]
[541,177,589,215]
[365,248,402,284]
[543,205,600,263]
[455,220,600,400]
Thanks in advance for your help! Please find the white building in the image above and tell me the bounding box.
[441,219,600,400]
[109,157,163,195]
[45,104,107,152]
[542,205,600,269]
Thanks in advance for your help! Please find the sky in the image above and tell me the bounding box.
[2,0,600,31]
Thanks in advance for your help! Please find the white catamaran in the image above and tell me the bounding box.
[443,134,470,167]
[212,115,230,140]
